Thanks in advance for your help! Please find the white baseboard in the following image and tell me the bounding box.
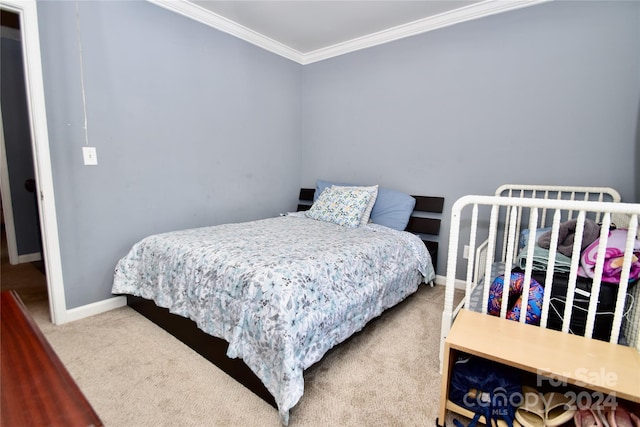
[453,278,467,290]
[16,252,41,264]
[433,274,466,290]
[63,296,127,323]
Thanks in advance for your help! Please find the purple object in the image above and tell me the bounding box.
[578,228,640,284]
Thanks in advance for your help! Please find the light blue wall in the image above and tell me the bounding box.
[301,0,640,274]
[35,0,639,306]
[636,98,640,202]
[37,1,302,308]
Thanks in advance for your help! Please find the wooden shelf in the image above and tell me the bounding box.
[438,309,640,425]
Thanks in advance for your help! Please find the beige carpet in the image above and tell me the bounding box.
[26,285,464,427]
[2,229,464,426]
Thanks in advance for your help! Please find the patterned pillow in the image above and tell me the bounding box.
[314,179,416,231]
[331,185,378,226]
[305,186,372,228]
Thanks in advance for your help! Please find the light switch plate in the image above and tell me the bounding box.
[82,146,98,165]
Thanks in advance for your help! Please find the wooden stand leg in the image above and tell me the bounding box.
[437,342,453,427]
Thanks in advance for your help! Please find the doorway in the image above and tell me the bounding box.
[0,1,66,324]
[0,9,48,309]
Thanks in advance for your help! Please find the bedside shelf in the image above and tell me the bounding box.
[437,309,640,425]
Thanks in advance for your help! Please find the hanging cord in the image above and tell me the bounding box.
[75,0,89,146]
[548,293,635,337]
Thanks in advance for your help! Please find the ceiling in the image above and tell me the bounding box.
[190,1,481,53]
[151,0,550,64]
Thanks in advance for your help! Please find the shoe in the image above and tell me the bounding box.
[595,406,610,427]
[575,408,603,427]
[607,405,638,427]
[544,392,577,427]
[515,386,545,427]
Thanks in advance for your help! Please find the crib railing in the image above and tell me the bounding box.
[440,195,640,370]
[495,185,621,264]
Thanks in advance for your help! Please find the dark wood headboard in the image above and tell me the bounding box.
[297,188,444,270]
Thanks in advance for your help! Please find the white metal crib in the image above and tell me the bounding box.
[439,186,639,371]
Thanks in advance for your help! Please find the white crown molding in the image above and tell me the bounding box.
[149,0,551,65]
[146,0,305,63]
[303,0,553,64]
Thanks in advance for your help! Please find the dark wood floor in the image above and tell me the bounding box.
[0,225,48,306]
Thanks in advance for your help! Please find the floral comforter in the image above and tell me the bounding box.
[112,215,434,424]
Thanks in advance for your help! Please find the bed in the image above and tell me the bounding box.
[112,183,444,425]
[439,184,640,373]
